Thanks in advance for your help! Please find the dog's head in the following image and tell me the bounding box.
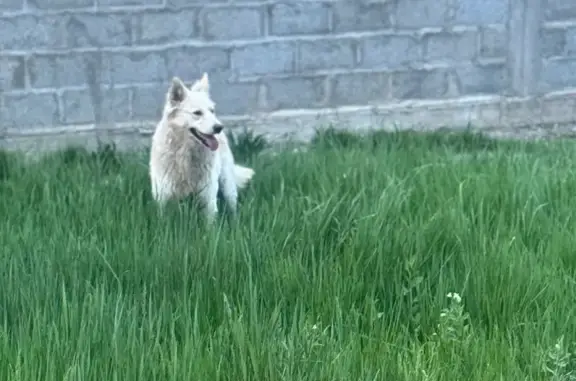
[163,73,223,151]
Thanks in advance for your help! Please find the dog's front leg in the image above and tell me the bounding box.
[200,191,218,224]
[199,175,219,224]
[219,164,238,217]
[151,178,170,216]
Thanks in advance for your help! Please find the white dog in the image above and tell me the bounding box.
[149,73,254,222]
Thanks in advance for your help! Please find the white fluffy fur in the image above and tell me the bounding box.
[149,73,255,222]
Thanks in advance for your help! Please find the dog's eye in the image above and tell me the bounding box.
[193,110,203,117]
[209,108,215,114]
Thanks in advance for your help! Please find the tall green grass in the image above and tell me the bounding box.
[0,128,575,380]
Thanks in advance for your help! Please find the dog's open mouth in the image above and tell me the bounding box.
[189,128,219,151]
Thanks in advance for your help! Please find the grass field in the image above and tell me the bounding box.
[1,128,576,380]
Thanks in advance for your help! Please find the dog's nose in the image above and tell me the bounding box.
[213,124,223,134]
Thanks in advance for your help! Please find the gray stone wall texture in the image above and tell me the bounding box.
[1,0,576,150]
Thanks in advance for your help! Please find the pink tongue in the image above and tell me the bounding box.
[204,135,219,151]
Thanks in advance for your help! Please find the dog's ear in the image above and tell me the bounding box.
[190,72,209,93]
[168,77,187,105]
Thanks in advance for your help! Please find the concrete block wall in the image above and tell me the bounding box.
[541,0,576,91]
[1,0,576,150]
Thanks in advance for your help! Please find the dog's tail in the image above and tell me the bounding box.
[234,165,255,189]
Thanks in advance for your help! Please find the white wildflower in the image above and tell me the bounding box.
[446,292,462,304]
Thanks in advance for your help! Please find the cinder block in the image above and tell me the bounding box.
[565,27,576,55]
[165,46,230,80]
[0,56,25,91]
[0,0,24,11]
[209,80,260,115]
[110,51,167,84]
[424,31,477,62]
[541,28,566,58]
[67,12,132,48]
[391,70,448,99]
[545,0,576,21]
[29,0,93,9]
[202,7,262,40]
[29,52,109,88]
[231,42,296,76]
[99,0,162,8]
[455,63,508,95]
[333,1,392,32]
[167,0,224,8]
[132,84,165,120]
[136,9,197,44]
[454,0,509,25]
[269,2,331,35]
[330,72,390,106]
[360,36,421,70]
[61,87,131,124]
[480,27,507,58]
[2,93,60,128]
[541,58,576,91]
[396,0,448,28]
[0,15,67,51]
[298,39,356,71]
[265,76,326,110]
